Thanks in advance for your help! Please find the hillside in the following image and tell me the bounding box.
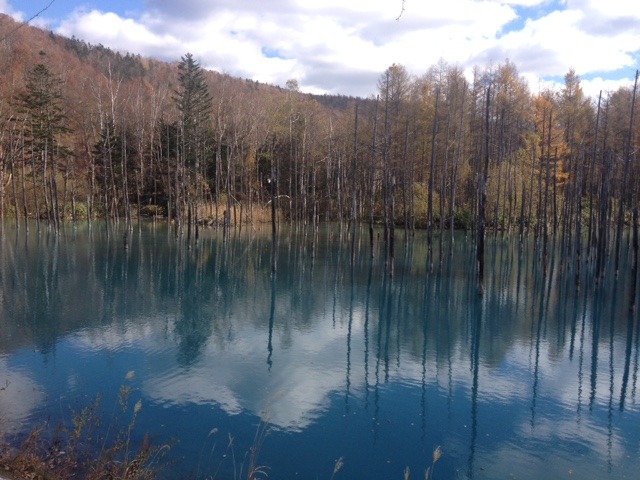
[0,13,360,225]
[0,13,345,106]
[0,12,638,262]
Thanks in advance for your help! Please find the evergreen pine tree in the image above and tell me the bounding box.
[173,53,212,228]
[16,63,70,225]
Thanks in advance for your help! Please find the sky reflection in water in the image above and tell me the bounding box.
[0,223,639,479]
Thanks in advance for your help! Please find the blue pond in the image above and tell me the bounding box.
[0,222,639,479]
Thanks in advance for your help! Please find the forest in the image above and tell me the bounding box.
[0,14,639,273]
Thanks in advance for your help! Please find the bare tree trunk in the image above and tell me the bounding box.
[630,208,639,312]
[21,146,29,229]
[552,146,558,238]
[519,180,526,241]
[369,97,379,257]
[61,152,69,222]
[382,75,391,262]
[527,142,536,236]
[122,121,131,229]
[493,110,505,237]
[574,152,583,291]
[215,140,222,226]
[402,119,410,237]
[31,143,40,227]
[596,150,611,282]
[164,124,172,225]
[477,85,491,296]
[11,148,19,226]
[614,70,638,276]
[542,109,553,274]
[427,86,440,266]
[505,147,515,237]
[450,88,466,251]
[587,92,602,257]
[42,143,52,224]
[440,98,451,265]
[50,144,61,230]
[351,101,359,265]
[270,151,278,274]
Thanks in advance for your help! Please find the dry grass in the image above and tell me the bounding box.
[425,445,442,480]
[0,387,169,480]
[402,445,442,480]
[195,201,274,227]
[330,456,344,480]
[1,390,442,480]
[201,417,271,480]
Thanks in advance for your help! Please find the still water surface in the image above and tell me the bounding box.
[0,222,639,479]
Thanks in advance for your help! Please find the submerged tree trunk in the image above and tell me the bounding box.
[629,208,638,312]
[369,97,379,258]
[270,153,278,274]
[427,86,440,267]
[351,101,359,265]
[542,109,553,275]
[574,154,583,291]
[614,70,638,276]
[450,88,466,251]
[596,151,612,283]
[477,85,490,296]
[587,92,602,257]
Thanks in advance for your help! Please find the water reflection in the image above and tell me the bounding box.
[0,357,44,431]
[0,223,639,479]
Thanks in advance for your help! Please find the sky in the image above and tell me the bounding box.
[0,0,638,99]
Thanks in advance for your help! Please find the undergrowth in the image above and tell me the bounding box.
[0,383,169,480]
[1,387,442,480]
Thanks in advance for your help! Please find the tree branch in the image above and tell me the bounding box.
[1,0,57,42]
[396,0,406,21]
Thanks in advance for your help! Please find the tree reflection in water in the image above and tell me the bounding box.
[0,222,638,479]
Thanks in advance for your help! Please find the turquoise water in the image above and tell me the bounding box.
[0,222,638,479]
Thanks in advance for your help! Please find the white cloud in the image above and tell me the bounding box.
[0,0,22,21]
[492,9,636,75]
[468,4,640,99]
[581,76,637,99]
[57,9,181,55]
[491,0,550,6]
[38,0,520,95]
[568,0,640,18]
[142,310,366,431]
[2,0,638,97]
[0,358,44,431]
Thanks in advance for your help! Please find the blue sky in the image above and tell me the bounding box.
[1,0,638,98]
[7,0,144,21]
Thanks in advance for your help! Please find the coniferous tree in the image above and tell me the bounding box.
[16,63,70,227]
[173,53,212,233]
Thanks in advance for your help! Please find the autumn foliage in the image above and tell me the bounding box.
[0,13,638,243]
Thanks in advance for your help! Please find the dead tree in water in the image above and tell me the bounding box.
[427,86,440,268]
[369,97,379,258]
[630,208,639,312]
[541,108,553,276]
[595,150,612,283]
[477,85,491,296]
[270,167,278,274]
[614,70,638,276]
[587,91,602,256]
[381,70,392,266]
[350,101,359,265]
[574,152,584,291]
